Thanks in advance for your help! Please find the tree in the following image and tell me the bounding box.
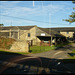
[72,0,75,4]
[63,1,75,23]
[0,24,4,27]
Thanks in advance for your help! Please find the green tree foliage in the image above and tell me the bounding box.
[72,0,75,4]
[63,1,75,23]
[63,8,75,23]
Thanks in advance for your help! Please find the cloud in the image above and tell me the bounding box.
[0,1,66,17]
[1,1,73,27]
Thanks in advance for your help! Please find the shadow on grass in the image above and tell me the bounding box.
[68,53,75,57]
[0,51,22,61]
[0,50,22,55]
[55,44,75,51]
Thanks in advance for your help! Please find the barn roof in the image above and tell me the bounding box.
[0,26,36,30]
[0,25,75,37]
[38,27,65,37]
[48,27,75,32]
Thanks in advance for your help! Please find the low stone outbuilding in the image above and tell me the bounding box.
[10,41,29,53]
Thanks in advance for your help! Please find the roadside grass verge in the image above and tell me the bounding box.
[58,49,75,64]
[55,42,72,48]
[30,45,55,53]
[0,45,56,55]
[68,49,75,59]
[0,49,29,55]
[0,49,29,61]
[0,42,71,55]
[0,42,73,55]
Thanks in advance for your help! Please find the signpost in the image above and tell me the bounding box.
[41,33,45,36]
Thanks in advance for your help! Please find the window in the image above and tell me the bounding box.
[28,33,30,37]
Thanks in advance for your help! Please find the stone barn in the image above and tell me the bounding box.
[0,25,66,46]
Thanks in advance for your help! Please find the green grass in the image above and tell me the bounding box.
[0,45,55,55]
[0,42,73,55]
[65,49,75,61]
[57,49,75,64]
[68,49,75,59]
[72,49,75,53]
[30,45,55,53]
[29,42,72,54]
[55,42,72,47]
[0,49,29,55]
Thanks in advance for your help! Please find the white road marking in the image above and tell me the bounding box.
[54,51,63,56]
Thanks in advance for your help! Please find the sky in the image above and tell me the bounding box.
[0,1,75,28]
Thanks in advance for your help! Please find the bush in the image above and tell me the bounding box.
[0,37,15,49]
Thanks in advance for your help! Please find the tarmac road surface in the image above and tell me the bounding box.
[29,50,71,59]
[29,43,75,59]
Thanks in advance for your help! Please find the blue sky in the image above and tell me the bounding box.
[0,1,75,28]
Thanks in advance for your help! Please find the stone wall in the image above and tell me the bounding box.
[60,32,74,38]
[10,41,29,53]
[19,26,39,45]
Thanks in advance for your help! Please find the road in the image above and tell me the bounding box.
[28,43,75,59]
[29,50,70,59]
[0,43,75,74]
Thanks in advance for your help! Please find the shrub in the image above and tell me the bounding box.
[0,37,15,49]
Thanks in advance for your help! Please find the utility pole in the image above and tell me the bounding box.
[11,20,12,26]
[49,13,52,46]
[49,2,53,46]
